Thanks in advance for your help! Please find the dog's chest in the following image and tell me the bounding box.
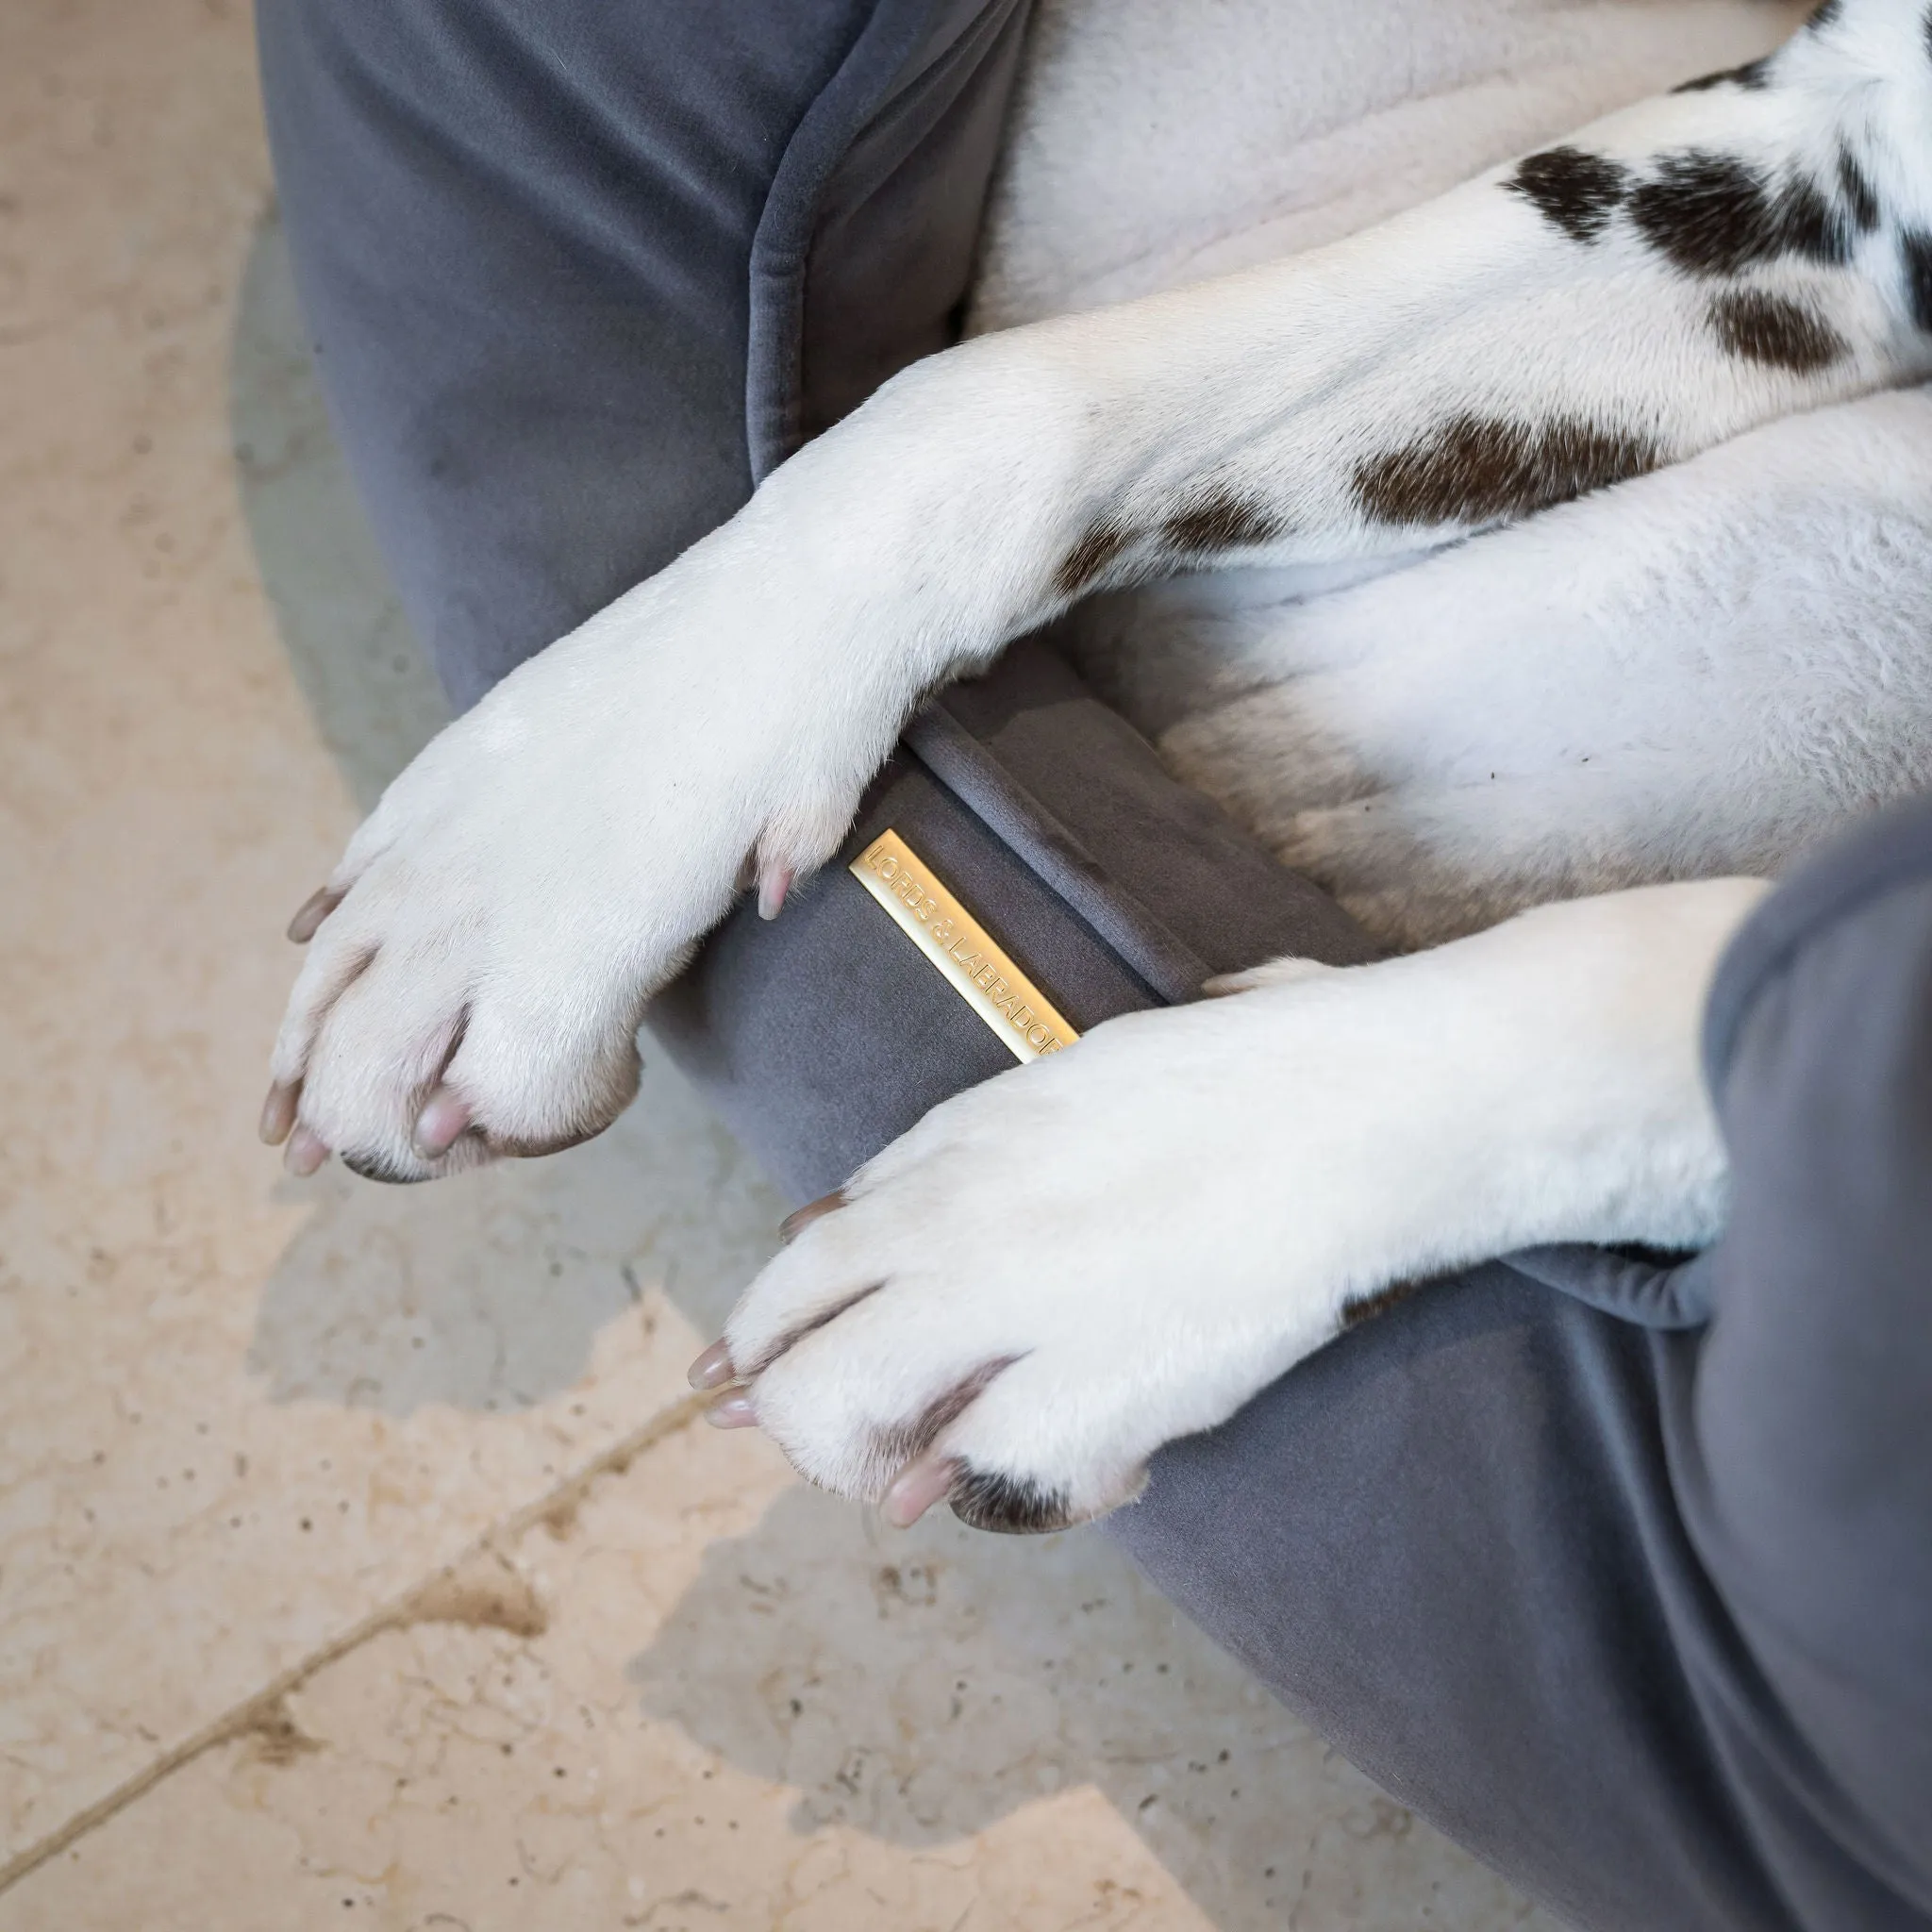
[970,0,1805,332]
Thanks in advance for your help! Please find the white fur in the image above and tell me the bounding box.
[1091,388,1932,947]
[733,881,1762,1522]
[273,0,1932,1523]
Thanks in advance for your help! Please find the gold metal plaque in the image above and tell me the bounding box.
[850,829,1078,1063]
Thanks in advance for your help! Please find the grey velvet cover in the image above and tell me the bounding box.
[648,640,1378,1201]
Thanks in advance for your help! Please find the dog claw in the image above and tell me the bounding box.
[687,1339,737,1390]
[412,1088,472,1160]
[705,1390,758,1429]
[283,1126,329,1176]
[258,1081,300,1146]
[881,1455,958,1529]
[286,887,342,943]
[778,1189,846,1245]
[757,865,793,922]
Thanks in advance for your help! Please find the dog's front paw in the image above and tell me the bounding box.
[262,566,883,1183]
[697,884,1751,1531]
[699,1002,1368,1533]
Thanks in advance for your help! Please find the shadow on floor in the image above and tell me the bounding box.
[242,1058,775,1412]
[229,209,449,813]
[627,1482,1523,1932]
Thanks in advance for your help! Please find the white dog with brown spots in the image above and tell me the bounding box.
[265,0,1932,1532]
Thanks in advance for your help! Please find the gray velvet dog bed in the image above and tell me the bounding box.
[648,637,1381,1204]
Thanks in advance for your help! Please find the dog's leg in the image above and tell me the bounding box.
[1017,0,1932,607]
[714,877,1764,1532]
[271,0,1930,1179]
[1152,385,1932,946]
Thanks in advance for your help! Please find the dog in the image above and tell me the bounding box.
[262,0,1932,1533]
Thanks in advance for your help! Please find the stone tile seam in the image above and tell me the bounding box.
[0,1386,725,1896]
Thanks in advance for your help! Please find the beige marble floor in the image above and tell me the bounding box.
[0,2,1559,1925]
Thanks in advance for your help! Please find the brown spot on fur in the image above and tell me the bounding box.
[947,1463,1076,1535]
[341,1148,432,1184]
[1505,147,1630,242]
[1905,230,1932,331]
[1354,413,1661,527]
[1838,144,1881,232]
[1628,152,1851,278]
[1672,57,1772,93]
[1055,517,1131,596]
[1160,485,1283,555]
[1707,289,1847,372]
[1341,1279,1422,1329]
